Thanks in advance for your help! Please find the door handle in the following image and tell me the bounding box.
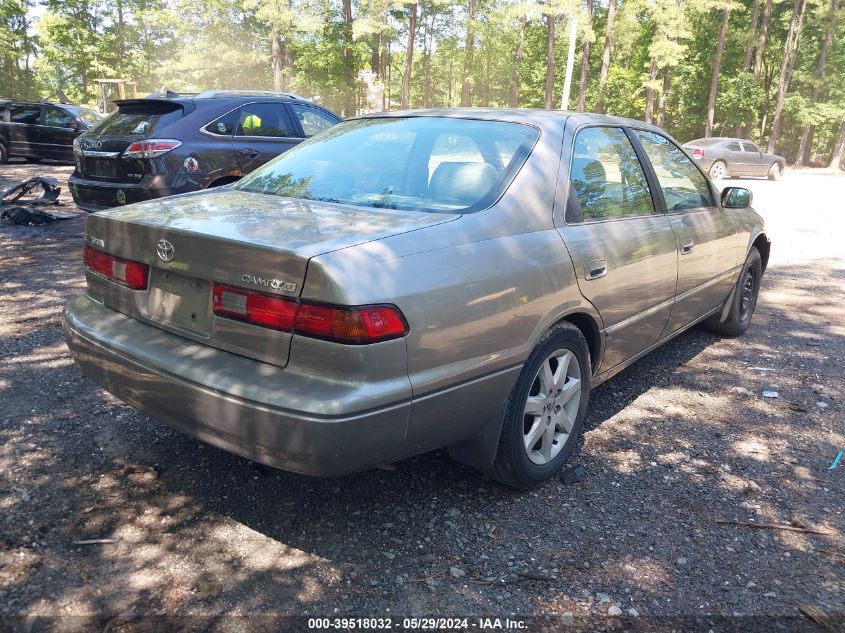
[584,258,608,280]
[238,148,260,159]
[680,240,694,254]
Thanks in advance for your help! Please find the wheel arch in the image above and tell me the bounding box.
[446,307,603,472]
[751,232,770,273]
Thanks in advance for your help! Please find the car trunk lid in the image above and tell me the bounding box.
[85,189,459,366]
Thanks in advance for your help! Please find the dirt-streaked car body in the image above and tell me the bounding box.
[682,137,786,180]
[63,110,770,488]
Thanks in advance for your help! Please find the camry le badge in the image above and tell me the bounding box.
[156,239,175,262]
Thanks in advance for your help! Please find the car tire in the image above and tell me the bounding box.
[485,321,591,489]
[709,160,728,180]
[767,162,784,181]
[708,247,762,337]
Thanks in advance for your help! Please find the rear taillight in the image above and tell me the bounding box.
[212,284,298,331]
[690,148,704,159]
[83,246,149,290]
[123,139,182,159]
[212,283,408,344]
[295,303,408,344]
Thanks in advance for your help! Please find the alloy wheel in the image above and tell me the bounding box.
[523,349,582,465]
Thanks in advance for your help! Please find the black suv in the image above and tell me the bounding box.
[69,90,341,212]
[0,99,103,163]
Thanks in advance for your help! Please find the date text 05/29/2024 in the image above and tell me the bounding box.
[307,617,527,630]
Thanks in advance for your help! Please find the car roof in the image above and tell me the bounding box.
[117,90,316,109]
[354,108,667,135]
[0,98,87,109]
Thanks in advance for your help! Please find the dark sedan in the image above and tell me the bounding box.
[682,137,785,181]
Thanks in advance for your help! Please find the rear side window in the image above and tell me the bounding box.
[236,103,297,137]
[290,104,337,137]
[10,105,40,124]
[567,126,654,223]
[634,130,714,212]
[204,109,239,136]
[89,103,183,136]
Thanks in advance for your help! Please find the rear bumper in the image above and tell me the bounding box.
[68,175,199,212]
[62,295,413,476]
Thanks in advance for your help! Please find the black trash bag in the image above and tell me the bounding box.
[1,206,57,225]
[0,177,62,206]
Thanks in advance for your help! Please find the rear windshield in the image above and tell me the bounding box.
[88,103,183,136]
[234,117,539,213]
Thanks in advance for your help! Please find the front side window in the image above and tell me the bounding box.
[634,130,714,212]
[743,141,760,152]
[45,107,77,129]
[567,126,654,223]
[236,103,296,137]
[290,104,337,137]
[234,116,538,213]
[10,105,40,124]
[726,141,742,151]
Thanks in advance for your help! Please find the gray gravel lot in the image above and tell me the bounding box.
[1,163,844,632]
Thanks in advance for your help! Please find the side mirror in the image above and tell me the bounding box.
[721,186,752,209]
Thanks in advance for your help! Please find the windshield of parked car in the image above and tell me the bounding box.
[67,107,103,127]
[234,117,539,213]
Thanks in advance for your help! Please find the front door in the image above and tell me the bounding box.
[557,125,679,372]
[632,130,738,334]
[231,102,302,174]
[38,106,81,161]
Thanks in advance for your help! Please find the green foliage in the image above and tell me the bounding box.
[0,0,842,163]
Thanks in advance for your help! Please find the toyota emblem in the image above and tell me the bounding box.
[156,239,175,262]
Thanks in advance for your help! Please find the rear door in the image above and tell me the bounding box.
[740,141,767,177]
[557,125,679,372]
[724,140,746,176]
[231,102,302,173]
[6,103,42,157]
[632,130,738,334]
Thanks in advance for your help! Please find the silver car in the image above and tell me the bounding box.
[682,137,786,181]
[63,110,770,489]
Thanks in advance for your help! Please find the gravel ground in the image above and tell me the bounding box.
[1,163,844,632]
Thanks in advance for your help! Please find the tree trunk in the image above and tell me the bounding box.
[510,6,525,107]
[795,0,838,167]
[767,0,807,153]
[461,0,476,106]
[644,55,657,124]
[401,2,417,109]
[829,119,845,170]
[596,0,616,113]
[705,9,729,137]
[577,0,593,111]
[544,13,555,109]
[116,0,125,75]
[272,29,284,91]
[742,0,760,72]
[371,32,381,80]
[753,0,773,81]
[423,15,432,107]
[657,68,670,127]
[342,0,356,116]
